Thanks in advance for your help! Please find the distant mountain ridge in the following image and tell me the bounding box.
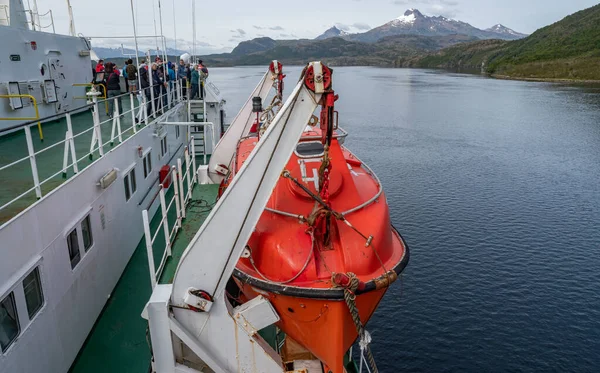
[315,26,349,40]
[315,9,527,42]
[398,3,600,81]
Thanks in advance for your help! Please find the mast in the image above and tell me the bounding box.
[66,0,76,36]
[129,0,142,98]
[191,0,196,63]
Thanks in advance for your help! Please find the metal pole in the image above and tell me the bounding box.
[191,0,196,63]
[130,93,137,133]
[157,0,170,109]
[24,125,42,199]
[49,10,55,33]
[129,0,142,101]
[184,146,191,200]
[177,158,186,218]
[142,209,157,289]
[66,0,76,36]
[31,0,40,30]
[66,113,78,174]
[159,187,171,256]
[172,0,177,78]
[92,95,104,156]
[172,166,181,228]
[191,135,197,183]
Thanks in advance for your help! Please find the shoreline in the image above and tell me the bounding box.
[491,74,600,84]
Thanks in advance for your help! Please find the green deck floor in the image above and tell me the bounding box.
[69,183,219,373]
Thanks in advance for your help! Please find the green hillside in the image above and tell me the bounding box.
[400,3,600,80]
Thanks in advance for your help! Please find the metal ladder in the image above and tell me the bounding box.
[188,99,207,162]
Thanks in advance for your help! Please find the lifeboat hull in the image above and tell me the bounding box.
[234,228,409,373]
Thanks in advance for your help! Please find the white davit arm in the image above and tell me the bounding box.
[207,64,278,183]
[173,66,321,303]
[146,63,326,373]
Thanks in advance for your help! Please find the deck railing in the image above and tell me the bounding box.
[142,140,197,289]
[0,79,186,225]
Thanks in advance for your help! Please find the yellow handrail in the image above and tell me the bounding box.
[73,83,108,114]
[0,94,43,141]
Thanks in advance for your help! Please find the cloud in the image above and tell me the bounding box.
[236,28,246,35]
[391,0,459,18]
[352,22,371,30]
[253,25,263,30]
[257,34,266,37]
[269,26,284,31]
[335,23,351,32]
[279,33,290,38]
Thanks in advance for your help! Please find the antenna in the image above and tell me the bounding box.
[129,0,142,94]
[191,0,196,63]
[66,0,76,36]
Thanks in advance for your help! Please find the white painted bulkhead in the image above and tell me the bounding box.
[0,25,92,132]
[0,108,188,373]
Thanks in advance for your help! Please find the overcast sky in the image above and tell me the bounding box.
[38,0,599,53]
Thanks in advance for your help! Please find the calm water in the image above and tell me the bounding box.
[210,66,600,372]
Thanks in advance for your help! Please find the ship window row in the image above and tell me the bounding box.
[67,214,94,270]
[1,266,44,354]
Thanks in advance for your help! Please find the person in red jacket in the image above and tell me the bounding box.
[95,59,105,73]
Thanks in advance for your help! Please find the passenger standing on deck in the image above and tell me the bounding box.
[126,59,138,93]
[198,60,209,100]
[105,63,122,118]
[151,63,164,113]
[190,65,200,100]
[122,61,129,92]
[178,59,187,97]
[139,62,152,117]
[167,62,176,105]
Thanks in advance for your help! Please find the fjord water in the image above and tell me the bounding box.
[210,67,600,372]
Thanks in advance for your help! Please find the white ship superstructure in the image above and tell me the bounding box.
[0,0,92,133]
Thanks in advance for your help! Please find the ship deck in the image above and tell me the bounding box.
[0,100,140,226]
[69,182,219,373]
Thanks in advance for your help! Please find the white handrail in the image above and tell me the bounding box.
[0,85,186,222]
[141,148,197,289]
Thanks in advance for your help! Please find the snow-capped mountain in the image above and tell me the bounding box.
[485,24,528,39]
[315,26,349,40]
[349,9,527,42]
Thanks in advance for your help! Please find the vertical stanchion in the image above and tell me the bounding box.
[130,93,137,133]
[66,113,78,174]
[177,158,186,218]
[62,131,70,178]
[142,209,157,289]
[191,136,197,184]
[24,125,42,199]
[116,99,123,142]
[203,124,207,165]
[159,187,171,256]
[184,147,191,200]
[92,94,104,156]
[172,166,181,228]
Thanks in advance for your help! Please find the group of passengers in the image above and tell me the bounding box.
[93,57,209,120]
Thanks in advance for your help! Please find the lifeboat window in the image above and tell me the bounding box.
[23,267,44,320]
[295,141,324,158]
[0,292,20,353]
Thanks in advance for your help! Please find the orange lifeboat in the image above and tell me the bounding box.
[226,66,409,372]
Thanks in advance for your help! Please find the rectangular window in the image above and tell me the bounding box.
[67,229,81,269]
[175,126,180,139]
[81,215,93,252]
[124,174,131,201]
[0,292,20,353]
[23,267,44,320]
[143,151,152,179]
[161,137,167,158]
[124,168,137,201]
